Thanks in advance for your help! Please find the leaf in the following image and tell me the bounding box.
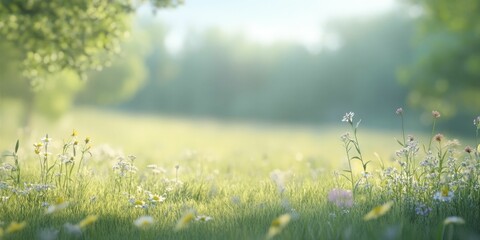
[15,139,19,154]
[355,119,362,129]
[394,138,404,147]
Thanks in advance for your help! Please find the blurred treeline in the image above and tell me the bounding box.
[96,11,415,128]
[0,7,477,134]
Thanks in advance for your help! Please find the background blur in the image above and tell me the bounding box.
[1,0,479,139]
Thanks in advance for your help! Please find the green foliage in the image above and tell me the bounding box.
[0,0,181,85]
[401,0,480,116]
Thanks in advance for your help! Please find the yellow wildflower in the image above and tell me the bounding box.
[5,221,26,234]
[78,215,98,228]
[266,214,291,239]
[175,211,195,231]
[363,201,393,221]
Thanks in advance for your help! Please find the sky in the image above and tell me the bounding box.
[142,0,398,53]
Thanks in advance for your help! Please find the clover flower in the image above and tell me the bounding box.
[432,110,441,119]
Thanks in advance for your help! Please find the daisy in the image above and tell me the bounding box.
[195,215,213,222]
[434,186,454,202]
[134,216,154,229]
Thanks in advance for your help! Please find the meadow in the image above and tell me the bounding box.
[0,109,479,239]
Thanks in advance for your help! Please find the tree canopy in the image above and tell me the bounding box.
[0,0,181,86]
[401,0,480,116]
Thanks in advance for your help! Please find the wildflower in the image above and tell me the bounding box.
[45,197,69,214]
[415,203,432,216]
[175,211,195,231]
[5,221,26,234]
[78,215,98,228]
[434,186,454,202]
[132,199,146,208]
[85,137,90,144]
[342,112,355,124]
[443,216,465,225]
[327,189,353,208]
[432,110,441,118]
[340,132,350,142]
[395,108,403,115]
[474,116,480,128]
[465,146,473,154]
[149,194,166,203]
[41,135,52,144]
[195,215,213,222]
[434,134,444,142]
[363,201,393,221]
[266,214,291,240]
[134,216,154,229]
[71,129,77,137]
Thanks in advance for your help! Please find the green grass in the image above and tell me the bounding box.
[0,109,479,239]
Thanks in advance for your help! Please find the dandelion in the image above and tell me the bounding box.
[434,186,454,202]
[327,189,353,208]
[342,112,355,124]
[175,211,195,231]
[432,110,441,119]
[195,215,213,222]
[363,201,393,221]
[45,197,69,214]
[134,216,154,229]
[266,214,291,240]
[443,216,465,225]
[78,215,98,228]
[5,221,26,234]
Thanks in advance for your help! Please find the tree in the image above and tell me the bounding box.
[0,0,182,84]
[0,0,181,127]
[400,0,480,117]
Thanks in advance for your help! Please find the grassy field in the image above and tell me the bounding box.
[0,109,479,239]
